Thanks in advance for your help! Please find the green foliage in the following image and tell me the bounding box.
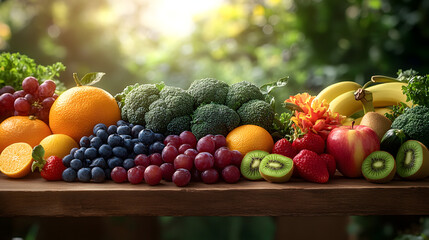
[225,81,264,110]
[391,105,429,148]
[271,111,295,141]
[237,99,274,131]
[396,69,429,107]
[187,78,229,106]
[385,102,409,122]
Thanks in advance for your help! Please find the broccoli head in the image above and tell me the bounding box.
[166,115,192,135]
[237,99,274,131]
[226,81,265,110]
[160,86,195,117]
[187,78,229,106]
[145,107,173,134]
[191,103,240,139]
[123,84,161,125]
[391,105,429,148]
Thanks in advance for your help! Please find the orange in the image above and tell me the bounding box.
[39,134,78,159]
[49,86,121,143]
[0,116,52,154]
[0,142,34,178]
[226,124,274,156]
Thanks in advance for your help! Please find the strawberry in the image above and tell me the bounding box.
[31,145,66,181]
[320,153,336,178]
[293,149,329,183]
[272,138,298,158]
[292,131,325,154]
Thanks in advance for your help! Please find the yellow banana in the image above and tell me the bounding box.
[328,90,361,117]
[341,107,391,126]
[316,81,362,104]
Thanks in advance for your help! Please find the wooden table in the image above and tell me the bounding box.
[1,173,429,217]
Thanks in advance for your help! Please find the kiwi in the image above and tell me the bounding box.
[396,140,429,180]
[259,154,294,183]
[361,151,396,183]
[240,150,269,180]
[360,112,392,141]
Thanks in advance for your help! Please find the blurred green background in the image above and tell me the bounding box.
[1,0,429,239]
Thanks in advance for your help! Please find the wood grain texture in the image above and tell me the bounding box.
[1,173,429,217]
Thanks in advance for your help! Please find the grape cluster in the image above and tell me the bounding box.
[61,120,166,183]
[0,76,58,123]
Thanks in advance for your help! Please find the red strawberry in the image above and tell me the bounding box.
[292,131,325,154]
[320,153,336,178]
[32,145,66,181]
[293,149,329,183]
[272,138,298,158]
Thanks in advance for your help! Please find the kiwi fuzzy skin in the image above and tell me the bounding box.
[396,140,429,180]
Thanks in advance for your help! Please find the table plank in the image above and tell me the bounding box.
[1,173,429,217]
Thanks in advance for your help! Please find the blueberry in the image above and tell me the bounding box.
[96,129,109,143]
[99,144,113,158]
[107,157,123,169]
[84,159,92,168]
[62,168,77,182]
[128,152,137,159]
[79,136,91,148]
[90,157,108,169]
[77,168,91,182]
[117,120,128,126]
[134,143,148,155]
[154,133,165,142]
[113,146,128,159]
[149,141,165,154]
[74,148,85,160]
[62,154,73,167]
[108,134,124,147]
[91,167,106,183]
[70,159,83,170]
[131,139,140,144]
[104,168,112,180]
[139,129,155,145]
[70,147,78,156]
[117,125,131,135]
[131,125,144,138]
[89,135,95,140]
[120,134,132,140]
[124,139,134,152]
[93,123,107,135]
[90,136,103,149]
[84,147,98,160]
[123,158,135,170]
[129,123,134,128]
[107,125,117,135]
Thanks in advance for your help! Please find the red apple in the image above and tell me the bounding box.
[326,124,380,178]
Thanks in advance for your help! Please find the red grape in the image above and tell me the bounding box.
[0,93,15,111]
[41,97,55,109]
[213,135,226,149]
[14,97,31,113]
[144,165,163,186]
[24,94,36,104]
[136,165,146,173]
[230,150,243,167]
[191,168,201,182]
[38,80,56,98]
[0,86,14,95]
[174,154,194,171]
[149,153,163,166]
[164,135,181,148]
[161,145,178,163]
[194,152,214,171]
[178,144,192,154]
[13,90,26,99]
[22,76,39,94]
[53,93,59,99]
[111,166,128,183]
[214,147,232,170]
[196,136,216,154]
[179,131,197,148]
[201,169,219,184]
[14,110,28,116]
[160,163,175,181]
[184,148,199,160]
[172,168,191,187]
[222,165,241,183]
[127,167,145,184]
[135,154,150,167]
[36,108,49,123]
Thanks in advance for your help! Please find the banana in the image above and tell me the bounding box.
[328,90,361,117]
[316,81,362,104]
[341,107,391,126]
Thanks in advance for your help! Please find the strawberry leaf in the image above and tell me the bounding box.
[31,145,46,172]
[73,72,106,86]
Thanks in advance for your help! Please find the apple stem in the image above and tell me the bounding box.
[351,121,355,129]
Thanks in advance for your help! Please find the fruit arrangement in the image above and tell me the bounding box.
[0,54,428,187]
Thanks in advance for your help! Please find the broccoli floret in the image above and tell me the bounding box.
[123,84,161,125]
[187,78,229,106]
[145,107,173,134]
[391,105,429,148]
[225,81,265,110]
[191,103,240,139]
[237,99,274,131]
[166,115,192,135]
[149,99,167,110]
[160,86,195,117]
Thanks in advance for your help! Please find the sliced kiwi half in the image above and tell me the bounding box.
[361,151,396,183]
[240,150,269,180]
[259,154,294,183]
[396,140,429,180]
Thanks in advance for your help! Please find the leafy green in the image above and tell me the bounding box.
[0,52,66,90]
[114,83,140,110]
[271,111,294,141]
[384,103,409,122]
[397,69,429,107]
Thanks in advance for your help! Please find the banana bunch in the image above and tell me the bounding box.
[316,76,413,125]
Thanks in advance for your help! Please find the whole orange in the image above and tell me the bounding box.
[226,124,274,156]
[0,116,52,153]
[49,86,121,143]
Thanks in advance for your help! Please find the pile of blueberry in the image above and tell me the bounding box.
[61,120,165,183]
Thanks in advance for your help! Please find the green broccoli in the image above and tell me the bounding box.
[187,78,229,106]
[237,99,274,131]
[122,84,161,125]
[160,86,195,117]
[145,107,173,134]
[191,103,240,139]
[391,105,429,148]
[166,115,192,135]
[225,81,265,110]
